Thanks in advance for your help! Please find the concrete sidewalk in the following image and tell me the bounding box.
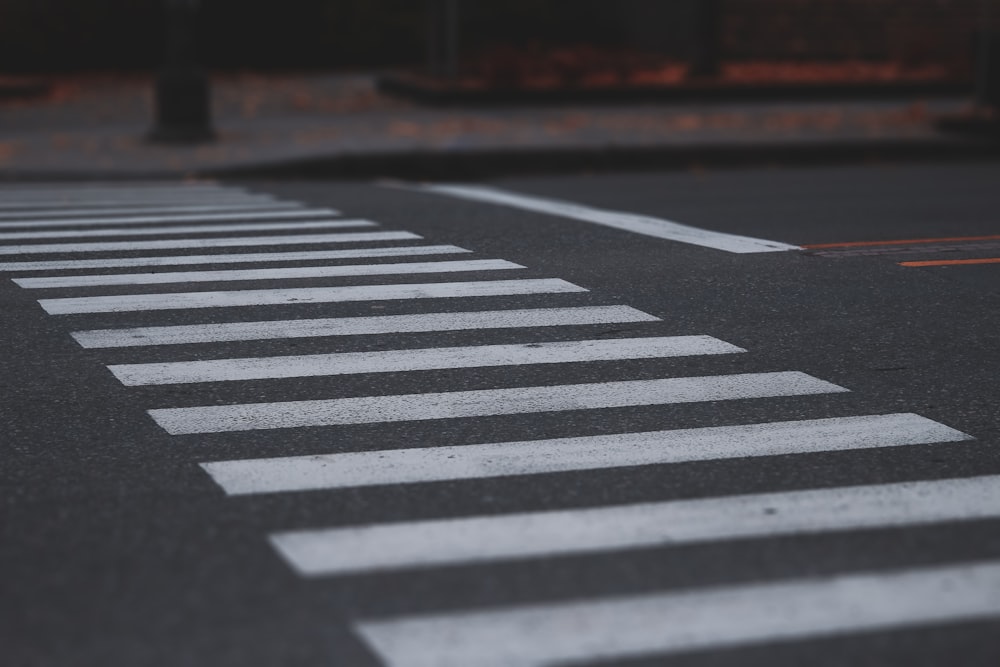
[0,72,993,180]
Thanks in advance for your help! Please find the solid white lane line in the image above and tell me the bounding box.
[0,219,368,241]
[0,208,341,230]
[355,560,1000,667]
[0,202,303,219]
[412,184,800,254]
[73,305,657,348]
[201,414,970,495]
[110,335,742,386]
[16,259,522,289]
[0,231,420,255]
[273,475,1000,577]
[0,245,469,273]
[41,278,586,315]
[148,372,845,434]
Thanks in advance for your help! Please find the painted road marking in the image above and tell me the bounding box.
[355,560,1000,667]
[72,305,657,348]
[0,219,372,241]
[900,258,1000,267]
[409,183,800,254]
[0,195,279,210]
[803,235,1000,249]
[40,278,587,315]
[0,231,421,255]
[148,372,846,434]
[273,475,998,576]
[0,202,303,219]
[201,414,970,495]
[109,336,743,386]
[0,208,339,229]
[0,245,470,273]
[15,259,523,289]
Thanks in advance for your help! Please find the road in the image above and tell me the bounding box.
[2,162,1000,666]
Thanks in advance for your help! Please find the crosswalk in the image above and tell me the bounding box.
[1,180,994,666]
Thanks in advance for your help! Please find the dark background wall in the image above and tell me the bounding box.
[0,0,984,73]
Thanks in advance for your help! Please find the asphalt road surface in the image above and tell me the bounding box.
[3,162,1000,667]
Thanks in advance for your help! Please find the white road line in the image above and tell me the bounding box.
[0,219,372,241]
[0,245,469,273]
[273,475,998,577]
[355,560,1000,667]
[0,208,341,230]
[16,258,522,289]
[201,414,970,495]
[0,231,420,255]
[72,305,657,348]
[411,184,800,254]
[148,372,845,434]
[109,335,742,386]
[0,202,303,219]
[40,278,586,315]
[0,196,278,210]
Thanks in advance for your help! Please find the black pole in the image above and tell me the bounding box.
[150,0,214,143]
[689,0,722,78]
[978,0,1000,110]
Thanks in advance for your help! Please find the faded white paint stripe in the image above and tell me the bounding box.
[110,335,741,385]
[0,231,420,255]
[0,208,340,230]
[0,202,302,219]
[413,184,800,254]
[0,245,469,273]
[41,278,585,315]
[73,305,657,348]
[202,414,969,495]
[355,560,1000,667]
[273,475,997,577]
[0,219,368,241]
[16,258,522,289]
[148,372,845,434]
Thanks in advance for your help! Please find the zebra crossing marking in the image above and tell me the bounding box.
[72,305,658,349]
[0,245,470,274]
[0,202,304,220]
[0,231,421,255]
[272,475,999,577]
[15,258,523,289]
[200,413,970,495]
[0,219,372,242]
[354,559,1000,667]
[40,278,585,315]
[108,335,743,385]
[148,372,847,434]
[0,208,341,230]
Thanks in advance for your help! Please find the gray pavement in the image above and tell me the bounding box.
[0,72,991,179]
[1,163,999,666]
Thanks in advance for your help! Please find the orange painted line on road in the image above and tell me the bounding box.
[803,235,1000,249]
[900,257,1000,268]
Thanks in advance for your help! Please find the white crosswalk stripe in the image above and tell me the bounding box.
[108,335,742,385]
[273,475,1000,576]
[200,413,970,495]
[0,208,341,229]
[0,202,304,219]
[40,278,585,314]
[0,230,421,255]
[15,258,523,289]
[0,245,470,273]
[0,219,371,241]
[9,182,990,664]
[71,305,656,348]
[354,560,1000,667]
[147,372,847,434]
